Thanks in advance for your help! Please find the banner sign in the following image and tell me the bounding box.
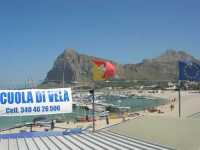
[0,88,72,116]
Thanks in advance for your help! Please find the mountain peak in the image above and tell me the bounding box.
[163,49,191,57]
[63,48,76,55]
[164,49,177,56]
[62,48,77,59]
[156,49,196,62]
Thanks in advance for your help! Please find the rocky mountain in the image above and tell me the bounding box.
[123,50,200,81]
[44,48,200,84]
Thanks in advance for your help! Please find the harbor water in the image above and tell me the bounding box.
[0,95,167,129]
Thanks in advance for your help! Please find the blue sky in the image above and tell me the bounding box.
[0,0,200,88]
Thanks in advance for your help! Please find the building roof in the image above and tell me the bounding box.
[0,130,173,150]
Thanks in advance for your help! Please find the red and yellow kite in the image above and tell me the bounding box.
[92,59,116,81]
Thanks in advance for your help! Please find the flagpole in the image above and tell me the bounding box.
[92,88,95,132]
[91,59,116,132]
[178,80,181,118]
[177,61,181,118]
[90,83,95,132]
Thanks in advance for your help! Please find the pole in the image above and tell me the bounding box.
[63,62,65,88]
[92,89,95,132]
[178,80,181,118]
[62,61,65,121]
[177,61,181,118]
[90,89,95,132]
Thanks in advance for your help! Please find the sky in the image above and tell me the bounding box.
[0,0,200,88]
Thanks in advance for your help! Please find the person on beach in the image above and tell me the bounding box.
[106,116,109,125]
[86,115,89,122]
[170,104,174,111]
[51,120,55,130]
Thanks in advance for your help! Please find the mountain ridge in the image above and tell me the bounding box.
[43,48,200,84]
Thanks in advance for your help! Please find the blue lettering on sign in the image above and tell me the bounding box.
[48,90,69,102]
[54,93,59,102]
[6,107,18,113]
[27,92,33,103]
[36,91,46,103]
[15,92,21,104]
[8,92,14,104]
[0,91,34,104]
[64,90,69,102]
[42,91,46,102]
[36,91,43,103]
[0,92,7,104]
[58,91,62,101]
[0,89,70,105]
[21,92,25,103]
[48,91,54,102]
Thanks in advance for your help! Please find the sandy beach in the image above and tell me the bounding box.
[107,90,200,150]
[139,90,200,118]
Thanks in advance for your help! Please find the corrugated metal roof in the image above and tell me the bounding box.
[0,130,174,150]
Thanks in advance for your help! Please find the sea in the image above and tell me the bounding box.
[0,95,167,129]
